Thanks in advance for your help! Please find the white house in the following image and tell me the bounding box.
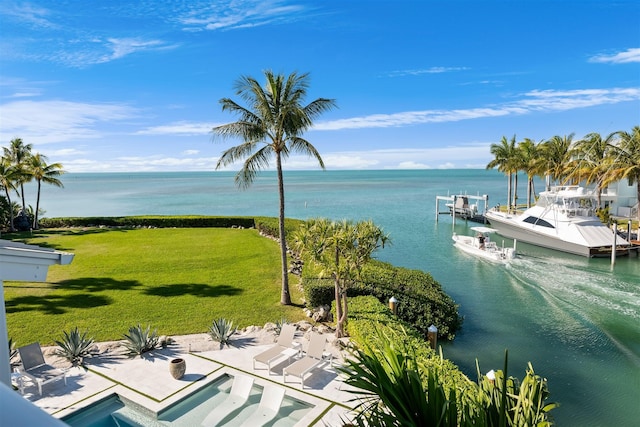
[601,181,639,219]
[0,239,74,426]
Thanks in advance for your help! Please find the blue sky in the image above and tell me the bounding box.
[1,0,639,172]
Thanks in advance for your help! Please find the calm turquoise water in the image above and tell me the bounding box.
[34,170,640,426]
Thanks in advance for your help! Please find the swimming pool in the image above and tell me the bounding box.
[62,374,313,427]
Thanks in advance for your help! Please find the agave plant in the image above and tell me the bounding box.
[122,324,159,356]
[54,327,95,366]
[8,338,18,366]
[274,317,289,336]
[208,318,237,348]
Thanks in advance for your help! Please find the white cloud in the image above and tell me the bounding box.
[182,149,200,155]
[397,161,431,169]
[386,67,469,77]
[0,100,138,144]
[314,87,640,131]
[178,0,306,31]
[136,122,215,136]
[48,148,87,157]
[2,3,58,29]
[589,48,640,64]
[103,38,178,61]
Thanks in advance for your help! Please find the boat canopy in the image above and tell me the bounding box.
[470,226,500,234]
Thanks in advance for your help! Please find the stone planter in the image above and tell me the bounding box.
[169,358,186,379]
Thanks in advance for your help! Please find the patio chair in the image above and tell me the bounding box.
[252,323,298,374]
[17,342,67,396]
[201,374,254,427]
[283,332,326,389]
[239,384,286,427]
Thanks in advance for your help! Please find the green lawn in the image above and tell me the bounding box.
[4,228,307,346]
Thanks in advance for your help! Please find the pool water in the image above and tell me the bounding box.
[62,375,313,427]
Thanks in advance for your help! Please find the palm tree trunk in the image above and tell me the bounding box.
[636,183,640,223]
[513,172,519,210]
[276,154,291,305]
[20,183,26,213]
[527,175,533,208]
[338,288,348,338]
[33,180,41,229]
[334,276,344,338]
[507,172,512,213]
[4,189,15,232]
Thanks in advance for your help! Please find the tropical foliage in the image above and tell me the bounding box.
[208,318,237,348]
[486,127,640,221]
[0,138,65,230]
[293,218,389,337]
[212,70,336,305]
[121,324,159,356]
[342,296,558,426]
[54,327,95,365]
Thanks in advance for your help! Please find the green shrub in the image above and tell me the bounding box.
[303,278,335,307]
[54,327,95,365]
[121,324,159,356]
[208,318,237,348]
[345,297,557,426]
[254,216,303,244]
[39,215,256,229]
[302,259,462,340]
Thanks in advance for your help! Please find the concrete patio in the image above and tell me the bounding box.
[15,330,360,426]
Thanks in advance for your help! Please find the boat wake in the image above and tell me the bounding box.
[504,256,640,367]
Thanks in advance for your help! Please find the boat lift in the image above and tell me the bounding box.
[435,193,489,225]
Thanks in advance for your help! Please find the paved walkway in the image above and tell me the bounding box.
[17,334,359,426]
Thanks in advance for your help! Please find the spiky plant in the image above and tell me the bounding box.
[208,318,237,348]
[8,338,18,366]
[274,317,289,336]
[121,324,159,356]
[54,327,95,366]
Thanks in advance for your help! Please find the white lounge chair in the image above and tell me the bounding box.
[17,342,67,396]
[253,323,298,374]
[283,332,326,389]
[239,384,286,427]
[201,374,254,427]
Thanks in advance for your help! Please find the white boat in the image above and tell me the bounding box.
[452,226,516,263]
[485,185,630,257]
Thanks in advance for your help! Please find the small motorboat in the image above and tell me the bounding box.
[452,226,516,263]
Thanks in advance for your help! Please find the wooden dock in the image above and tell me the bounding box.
[435,194,489,225]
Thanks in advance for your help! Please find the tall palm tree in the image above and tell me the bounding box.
[3,138,33,213]
[570,132,617,208]
[540,133,575,189]
[27,153,65,229]
[518,138,542,208]
[605,126,640,222]
[486,135,518,212]
[212,71,337,305]
[0,156,20,232]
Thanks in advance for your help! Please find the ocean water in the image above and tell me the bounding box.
[31,170,640,426]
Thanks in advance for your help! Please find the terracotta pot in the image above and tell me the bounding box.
[169,358,186,379]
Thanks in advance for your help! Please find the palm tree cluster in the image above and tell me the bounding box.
[0,138,65,231]
[486,126,640,222]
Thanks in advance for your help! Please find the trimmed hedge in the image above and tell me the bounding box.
[39,215,256,229]
[347,296,474,394]
[302,259,462,340]
[253,216,303,243]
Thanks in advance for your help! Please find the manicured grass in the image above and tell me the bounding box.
[4,228,307,346]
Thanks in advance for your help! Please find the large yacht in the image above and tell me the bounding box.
[485,186,629,257]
